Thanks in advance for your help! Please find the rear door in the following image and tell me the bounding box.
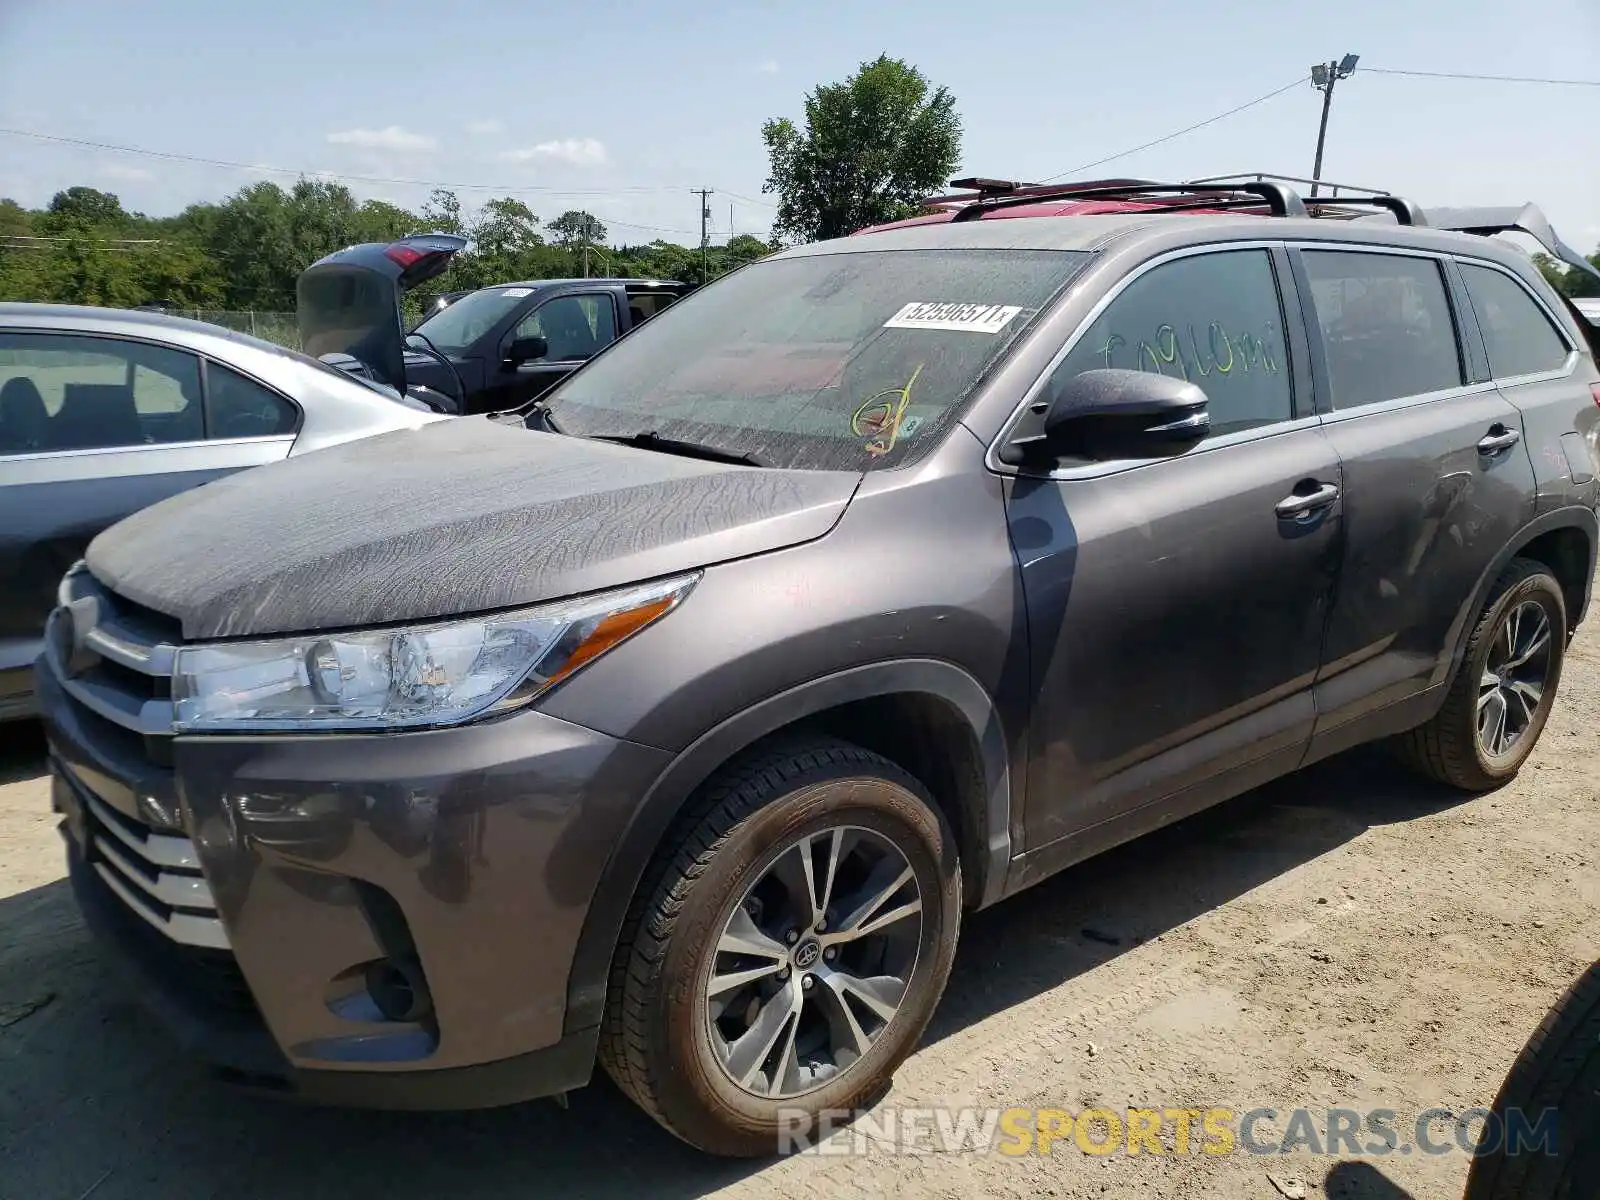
[0,331,294,715]
[1291,245,1538,743]
[1453,258,1600,516]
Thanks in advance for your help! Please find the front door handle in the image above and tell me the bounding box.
[1478,426,1521,455]
[1275,482,1340,519]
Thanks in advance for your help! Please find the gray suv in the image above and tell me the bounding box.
[34,177,1600,1157]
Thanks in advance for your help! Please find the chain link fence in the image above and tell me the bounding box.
[174,310,301,350]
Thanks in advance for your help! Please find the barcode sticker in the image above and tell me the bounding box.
[884,302,1023,334]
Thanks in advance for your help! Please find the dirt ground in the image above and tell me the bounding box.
[2,626,1597,1200]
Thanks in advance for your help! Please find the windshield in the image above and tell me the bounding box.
[541,249,1089,471]
[412,286,533,354]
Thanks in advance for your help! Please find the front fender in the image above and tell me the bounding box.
[562,657,1013,1035]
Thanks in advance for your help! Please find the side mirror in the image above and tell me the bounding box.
[505,335,549,365]
[1005,368,1211,464]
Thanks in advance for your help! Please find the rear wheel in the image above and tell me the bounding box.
[1394,558,1566,791]
[598,737,961,1157]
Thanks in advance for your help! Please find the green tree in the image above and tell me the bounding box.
[761,54,961,243]
[41,186,128,233]
[420,189,466,238]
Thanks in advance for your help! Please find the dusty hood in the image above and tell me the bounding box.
[86,417,860,639]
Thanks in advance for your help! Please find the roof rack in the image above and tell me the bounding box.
[1188,172,1426,225]
[943,179,1308,222]
[924,171,1432,226]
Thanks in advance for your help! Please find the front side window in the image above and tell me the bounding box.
[1302,251,1463,409]
[1459,263,1571,380]
[1048,249,1294,439]
[514,295,617,361]
[543,249,1090,471]
[0,333,202,455]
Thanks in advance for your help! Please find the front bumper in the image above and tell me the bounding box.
[40,660,670,1108]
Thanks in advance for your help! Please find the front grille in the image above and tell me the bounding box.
[70,769,230,950]
[48,563,228,952]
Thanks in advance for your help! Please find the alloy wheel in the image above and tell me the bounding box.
[704,825,924,1099]
[1477,599,1555,759]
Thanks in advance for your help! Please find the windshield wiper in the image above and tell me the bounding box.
[590,430,768,467]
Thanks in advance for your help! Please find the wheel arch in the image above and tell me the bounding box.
[563,658,1013,1035]
[1438,505,1597,690]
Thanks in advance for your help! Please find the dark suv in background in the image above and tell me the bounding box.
[35,175,1600,1156]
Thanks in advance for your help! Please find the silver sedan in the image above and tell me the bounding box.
[0,303,447,720]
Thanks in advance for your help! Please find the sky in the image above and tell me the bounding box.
[0,0,1597,252]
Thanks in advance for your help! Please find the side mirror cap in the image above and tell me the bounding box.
[1005,368,1211,464]
[505,335,549,365]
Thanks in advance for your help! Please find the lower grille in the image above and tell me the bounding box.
[78,778,229,950]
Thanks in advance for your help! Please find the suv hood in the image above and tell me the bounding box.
[297,233,466,391]
[85,417,860,639]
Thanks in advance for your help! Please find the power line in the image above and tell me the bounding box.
[0,126,685,195]
[1361,67,1600,86]
[1038,77,1307,182]
[0,126,714,236]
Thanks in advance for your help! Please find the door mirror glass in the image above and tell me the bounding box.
[1015,368,1210,462]
[505,335,549,365]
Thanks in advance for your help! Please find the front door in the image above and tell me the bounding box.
[1009,246,1342,851]
[478,292,620,413]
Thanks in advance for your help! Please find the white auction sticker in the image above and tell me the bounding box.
[884,301,1023,334]
[499,287,535,298]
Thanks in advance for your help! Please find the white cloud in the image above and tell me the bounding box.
[325,125,437,153]
[500,137,608,166]
[756,59,780,74]
[465,119,504,136]
[100,163,154,182]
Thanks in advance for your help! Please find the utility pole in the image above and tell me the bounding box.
[693,188,714,284]
[1309,53,1360,197]
[581,215,590,278]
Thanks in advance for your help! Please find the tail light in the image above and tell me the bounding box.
[1591,383,1600,408]
[385,245,426,268]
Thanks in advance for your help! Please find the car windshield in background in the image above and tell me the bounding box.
[541,249,1090,471]
[411,287,531,355]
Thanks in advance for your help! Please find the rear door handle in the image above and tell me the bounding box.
[1275,482,1340,519]
[1478,427,1521,455]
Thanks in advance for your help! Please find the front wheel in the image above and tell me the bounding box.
[1394,557,1566,791]
[598,737,962,1157]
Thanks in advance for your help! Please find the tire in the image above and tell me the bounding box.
[1394,557,1566,791]
[1464,959,1600,1200]
[598,736,962,1157]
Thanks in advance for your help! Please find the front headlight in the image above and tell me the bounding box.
[171,572,698,732]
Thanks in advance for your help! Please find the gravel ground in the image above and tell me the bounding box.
[2,622,1597,1200]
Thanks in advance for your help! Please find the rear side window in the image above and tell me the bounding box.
[1459,263,1571,380]
[1301,251,1462,408]
[0,333,203,455]
[1050,249,1294,438]
[205,362,298,438]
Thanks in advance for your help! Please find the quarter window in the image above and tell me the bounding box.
[206,362,298,438]
[1049,249,1294,438]
[1301,251,1463,408]
[1459,263,1571,380]
[513,295,617,361]
[0,333,203,455]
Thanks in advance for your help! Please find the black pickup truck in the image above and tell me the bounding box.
[297,234,691,414]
